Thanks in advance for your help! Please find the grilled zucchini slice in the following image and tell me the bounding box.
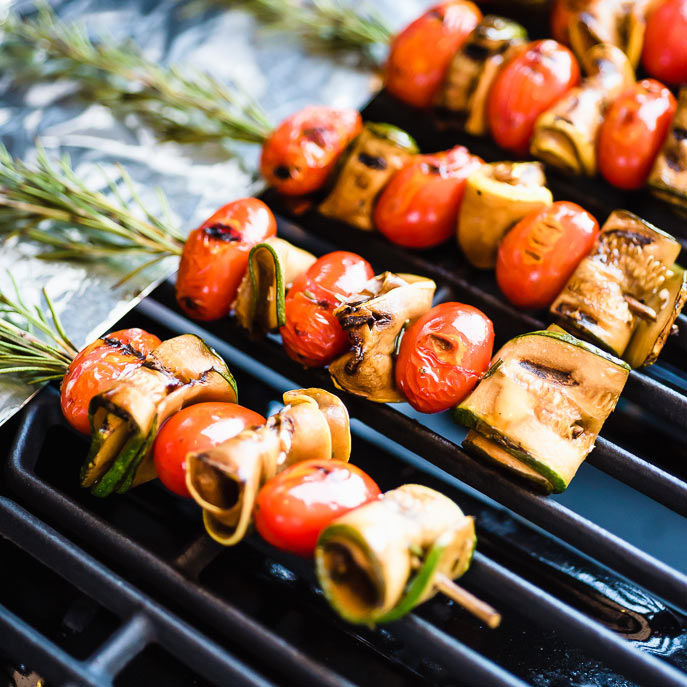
[551,210,682,363]
[82,335,238,497]
[315,484,475,625]
[319,123,418,230]
[648,88,687,215]
[454,330,629,493]
[457,162,553,269]
[435,16,527,135]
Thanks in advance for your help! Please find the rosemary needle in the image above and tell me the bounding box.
[0,144,184,281]
[0,2,273,146]
[0,278,78,386]
[191,0,392,63]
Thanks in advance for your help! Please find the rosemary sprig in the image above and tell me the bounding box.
[188,0,391,64]
[0,3,273,146]
[0,276,79,386]
[0,144,186,273]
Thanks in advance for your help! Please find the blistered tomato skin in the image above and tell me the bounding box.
[375,146,483,249]
[598,79,678,190]
[280,253,374,367]
[175,198,277,321]
[254,459,381,556]
[60,328,161,435]
[496,202,599,310]
[395,303,494,413]
[260,106,362,196]
[642,0,687,86]
[488,39,580,156]
[386,1,482,108]
[153,402,265,498]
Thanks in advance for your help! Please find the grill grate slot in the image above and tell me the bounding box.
[0,498,274,687]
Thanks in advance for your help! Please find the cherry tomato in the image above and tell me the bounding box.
[254,459,381,556]
[642,0,687,86]
[175,198,277,321]
[260,106,362,196]
[386,1,482,108]
[598,79,677,190]
[61,328,161,435]
[395,303,494,413]
[153,402,265,498]
[281,252,374,367]
[374,146,483,249]
[496,202,599,310]
[488,39,580,156]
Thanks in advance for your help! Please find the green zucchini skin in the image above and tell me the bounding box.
[454,408,568,493]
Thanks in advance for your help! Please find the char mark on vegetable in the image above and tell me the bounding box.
[519,360,579,386]
[203,223,242,242]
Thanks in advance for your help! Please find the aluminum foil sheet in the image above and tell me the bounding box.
[0,0,432,425]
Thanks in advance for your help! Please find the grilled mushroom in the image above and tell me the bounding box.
[81,335,238,497]
[319,123,418,230]
[434,16,527,135]
[456,327,630,492]
[457,162,553,269]
[550,210,684,364]
[233,237,316,337]
[186,388,350,546]
[315,484,476,625]
[648,88,687,215]
[329,272,436,402]
[531,43,634,175]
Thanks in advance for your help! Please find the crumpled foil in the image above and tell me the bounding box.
[0,0,431,425]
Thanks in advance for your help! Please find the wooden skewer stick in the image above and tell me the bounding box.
[434,573,502,629]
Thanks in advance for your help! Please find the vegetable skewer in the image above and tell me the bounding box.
[1,146,677,493]
[3,4,685,209]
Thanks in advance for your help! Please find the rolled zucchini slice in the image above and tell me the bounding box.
[457,162,553,269]
[318,123,418,230]
[530,44,634,176]
[434,16,527,136]
[82,335,238,498]
[551,210,683,362]
[566,0,650,71]
[329,272,436,402]
[186,388,350,546]
[648,88,687,215]
[454,330,629,493]
[315,484,475,625]
[233,237,316,337]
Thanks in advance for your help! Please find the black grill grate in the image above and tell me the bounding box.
[1,88,687,686]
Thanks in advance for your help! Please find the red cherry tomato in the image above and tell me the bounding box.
[61,328,161,435]
[642,0,687,86]
[598,79,677,190]
[395,303,494,413]
[386,1,482,108]
[175,198,277,321]
[254,459,381,556]
[260,106,362,196]
[281,252,374,367]
[496,202,599,310]
[374,147,483,249]
[488,39,580,156]
[153,402,265,498]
